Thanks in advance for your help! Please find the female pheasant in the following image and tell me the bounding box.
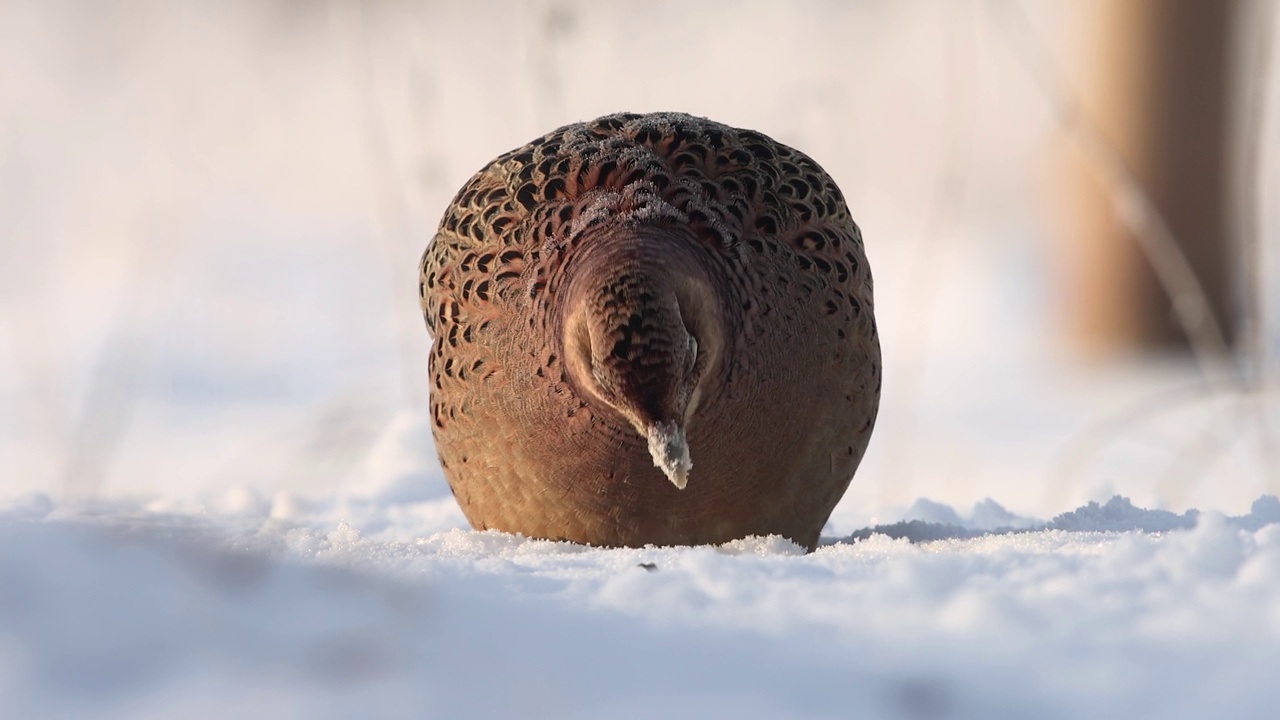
[419,112,880,551]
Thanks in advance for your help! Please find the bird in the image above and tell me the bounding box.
[419,112,880,551]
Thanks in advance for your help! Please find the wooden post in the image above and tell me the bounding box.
[1054,0,1237,354]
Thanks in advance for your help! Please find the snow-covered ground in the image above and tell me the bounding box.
[5,1,1280,717]
[6,488,1280,719]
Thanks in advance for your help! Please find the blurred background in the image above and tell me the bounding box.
[3,0,1279,533]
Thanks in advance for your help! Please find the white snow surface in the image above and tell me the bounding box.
[5,476,1280,719]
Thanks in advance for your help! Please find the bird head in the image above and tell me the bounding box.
[561,225,723,490]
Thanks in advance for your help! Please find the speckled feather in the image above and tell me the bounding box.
[420,112,880,550]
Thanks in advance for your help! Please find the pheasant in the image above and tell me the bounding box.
[419,112,880,551]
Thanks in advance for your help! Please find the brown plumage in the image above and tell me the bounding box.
[419,112,880,551]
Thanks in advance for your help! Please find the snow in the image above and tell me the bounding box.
[6,1,1280,717]
[4,492,1280,719]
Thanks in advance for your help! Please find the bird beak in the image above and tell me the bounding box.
[645,420,692,490]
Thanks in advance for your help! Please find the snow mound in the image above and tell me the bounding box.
[839,494,1280,543]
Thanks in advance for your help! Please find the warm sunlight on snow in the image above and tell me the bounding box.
[4,1,1280,717]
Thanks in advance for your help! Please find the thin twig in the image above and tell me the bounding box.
[333,0,430,409]
[524,0,573,130]
[881,0,979,509]
[1044,377,1236,511]
[61,217,183,500]
[1157,397,1252,507]
[1237,0,1280,492]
